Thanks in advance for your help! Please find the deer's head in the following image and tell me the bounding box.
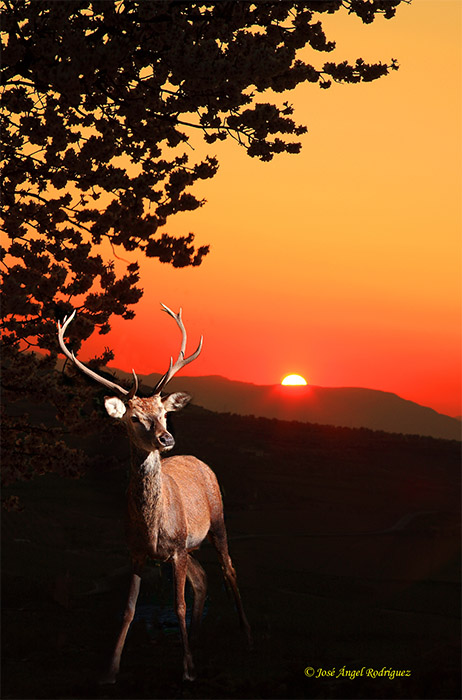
[104,393,190,452]
[57,304,202,453]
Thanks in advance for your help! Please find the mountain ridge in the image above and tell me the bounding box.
[104,368,461,441]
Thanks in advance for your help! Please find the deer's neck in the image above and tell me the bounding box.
[127,448,164,533]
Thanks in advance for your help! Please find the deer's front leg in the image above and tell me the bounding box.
[172,552,195,681]
[100,571,141,684]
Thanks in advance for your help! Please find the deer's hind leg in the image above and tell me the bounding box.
[208,519,252,648]
[186,554,207,643]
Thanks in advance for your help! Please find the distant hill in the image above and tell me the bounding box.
[107,369,461,441]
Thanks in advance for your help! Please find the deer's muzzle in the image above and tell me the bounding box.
[157,432,174,450]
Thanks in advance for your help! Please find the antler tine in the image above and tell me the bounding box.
[160,303,187,358]
[57,311,138,398]
[126,369,139,400]
[153,304,203,395]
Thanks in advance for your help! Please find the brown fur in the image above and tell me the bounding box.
[100,394,251,683]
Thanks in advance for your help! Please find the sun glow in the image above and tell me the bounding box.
[281,374,307,386]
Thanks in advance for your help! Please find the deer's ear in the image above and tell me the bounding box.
[104,396,127,419]
[162,392,191,412]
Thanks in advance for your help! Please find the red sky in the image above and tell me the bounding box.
[82,0,461,417]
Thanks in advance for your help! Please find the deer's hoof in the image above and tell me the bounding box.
[183,667,196,682]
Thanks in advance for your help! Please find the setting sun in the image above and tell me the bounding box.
[281,374,308,386]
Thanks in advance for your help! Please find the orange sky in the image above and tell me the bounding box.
[82,0,461,417]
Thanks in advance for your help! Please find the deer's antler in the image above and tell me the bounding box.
[152,303,203,395]
[57,310,138,399]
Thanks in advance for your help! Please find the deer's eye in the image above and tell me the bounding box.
[130,415,140,423]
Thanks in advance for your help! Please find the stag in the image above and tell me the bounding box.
[57,304,251,683]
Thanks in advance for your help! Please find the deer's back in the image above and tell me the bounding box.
[161,455,223,550]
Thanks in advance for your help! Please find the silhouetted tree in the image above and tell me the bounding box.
[0,0,403,501]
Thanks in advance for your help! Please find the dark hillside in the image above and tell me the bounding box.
[2,404,460,699]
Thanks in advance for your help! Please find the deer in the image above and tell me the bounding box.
[57,304,251,683]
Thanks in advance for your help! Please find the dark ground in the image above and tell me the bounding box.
[2,407,461,699]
